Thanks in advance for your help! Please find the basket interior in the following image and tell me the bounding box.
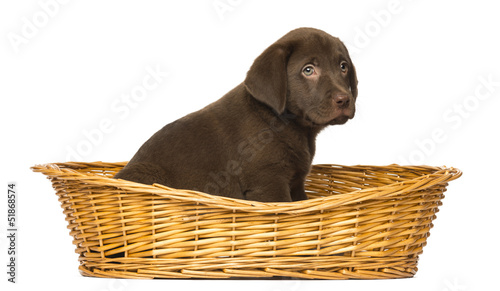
[47,162,441,199]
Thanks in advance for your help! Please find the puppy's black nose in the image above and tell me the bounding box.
[333,93,350,108]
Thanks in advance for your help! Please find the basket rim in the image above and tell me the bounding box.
[31,161,462,214]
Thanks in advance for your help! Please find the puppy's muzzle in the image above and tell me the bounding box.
[333,93,350,109]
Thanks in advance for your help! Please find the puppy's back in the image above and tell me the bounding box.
[114,84,250,197]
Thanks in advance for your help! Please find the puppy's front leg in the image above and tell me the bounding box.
[290,180,308,201]
[243,177,292,202]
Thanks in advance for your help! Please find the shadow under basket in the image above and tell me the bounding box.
[32,162,461,280]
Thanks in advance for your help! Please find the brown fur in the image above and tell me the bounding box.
[114,27,358,202]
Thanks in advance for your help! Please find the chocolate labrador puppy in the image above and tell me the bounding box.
[114,27,358,202]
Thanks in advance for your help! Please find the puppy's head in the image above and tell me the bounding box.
[245,27,358,127]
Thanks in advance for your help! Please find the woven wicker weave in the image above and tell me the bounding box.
[32,162,461,279]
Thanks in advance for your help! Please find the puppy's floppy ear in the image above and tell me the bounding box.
[349,63,358,99]
[244,44,291,115]
[341,42,358,99]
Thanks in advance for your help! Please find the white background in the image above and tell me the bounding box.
[1,0,499,290]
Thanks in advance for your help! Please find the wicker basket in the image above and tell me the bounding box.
[32,162,461,279]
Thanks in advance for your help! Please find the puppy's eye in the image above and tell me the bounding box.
[340,62,348,73]
[302,65,315,76]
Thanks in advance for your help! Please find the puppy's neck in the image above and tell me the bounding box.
[241,84,325,137]
[275,110,324,136]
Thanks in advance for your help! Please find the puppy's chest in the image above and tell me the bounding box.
[281,133,316,166]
